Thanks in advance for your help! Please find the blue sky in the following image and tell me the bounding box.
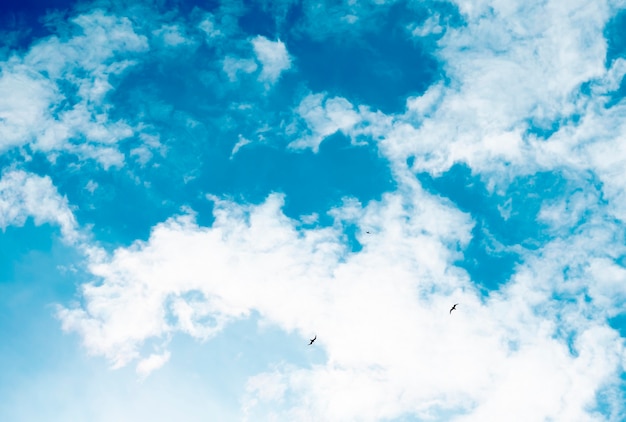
[1,0,626,420]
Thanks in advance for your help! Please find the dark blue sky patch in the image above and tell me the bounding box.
[286,26,439,114]
[107,42,300,141]
[422,164,568,246]
[503,171,568,246]
[608,313,626,339]
[0,0,76,50]
[257,0,450,114]
[193,132,395,224]
[69,170,179,247]
[342,223,364,254]
[417,163,572,291]
[110,61,230,121]
[154,0,220,16]
[459,223,519,291]
[43,110,394,240]
[1,0,402,246]
[20,151,180,248]
[238,0,279,38]
[605,9,626,65]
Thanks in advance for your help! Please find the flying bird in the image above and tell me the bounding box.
[449,303,458,314]
[309,335,317,345]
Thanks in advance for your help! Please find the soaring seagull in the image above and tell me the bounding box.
[449,303,458,314]
[309,335,317,345]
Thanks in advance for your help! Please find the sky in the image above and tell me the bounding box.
[1,0,626,420]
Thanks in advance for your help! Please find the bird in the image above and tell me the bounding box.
[366,231,371,234]
[449,303,458,314]
[309,335,317,345]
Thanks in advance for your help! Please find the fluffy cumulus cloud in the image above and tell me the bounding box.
[289,92,392,151]
[289,93,362,150]
[0,71,58,151]
[59,187,626,420]
[59,185,472,383]
[285,0,626,182]
[351,0,623,183]
[251,36,291,84]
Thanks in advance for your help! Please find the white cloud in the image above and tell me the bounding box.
[251,36,291,84]
[280,0,626,229]
[198,13,223,40]
[231,134,252,157]
[58,187,470,373]
[410,13,444,37]
[289,93,363,151]
[57,175,626,418]
[0,170,80,244]
[0,10,148,168]
[136,351,171,378]
[223,56,258,82]
[532,97,626,222]
[299,212,319,225]
[0,71,59,151]
[241,219,626,420]
[130,146,154,166]
[152,24,194,47]
[24,11,148,79]
[360,0,617,184]
[287,92,394,153]
[85,180,99,194]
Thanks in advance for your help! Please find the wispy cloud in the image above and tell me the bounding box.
[0,170,80,244]
[287,92,393,151]
[223,56,258,82]
[0,10,148,168]
[152,24,195,48]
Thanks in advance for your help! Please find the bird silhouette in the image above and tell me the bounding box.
[366,231,371,234]
[309,335,317,345]
[449,304,458,314]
